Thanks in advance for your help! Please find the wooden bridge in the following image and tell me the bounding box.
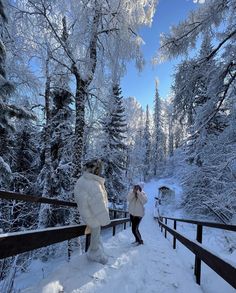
[0,190,236,291]
[0,190,130,259]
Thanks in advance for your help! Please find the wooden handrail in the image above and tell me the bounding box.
[0,191,128,214]
[0,190,77,207]
[0,190,130,259]
[160,216,236,232]
[109,208,128,214]
[0,217,130,259]
[157,216,236,289]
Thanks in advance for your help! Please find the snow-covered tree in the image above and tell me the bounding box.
[158,0,236,222]
[165,98,174,157]
[124,97,145,184]
[143,105,152,181]
[152,79,165,176]
[12,0,157,179]
[0,0,37,190]
[50,69,74,203]
[101,84,127,203]
[0,0,15,188]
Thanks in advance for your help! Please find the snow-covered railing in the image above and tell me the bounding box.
[157,216,236,290]
[0,190,130,259]
[0,190,78,207]
[0,218,129,259]
[0,190,128,220]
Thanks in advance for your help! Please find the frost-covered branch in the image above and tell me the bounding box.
[158,0,232,61]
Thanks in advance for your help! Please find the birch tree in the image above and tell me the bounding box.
[11,0,157,180]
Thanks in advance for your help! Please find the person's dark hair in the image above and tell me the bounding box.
[134,185,142,192]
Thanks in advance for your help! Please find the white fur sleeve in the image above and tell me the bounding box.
[87,182,111,227]
[137,191,148,205]
[127,191,135,202]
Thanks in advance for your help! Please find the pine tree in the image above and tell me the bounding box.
[166,99,174,157]
[123,97,145,184]
[49,70,74,226]
[101,84,127,204]
[0,0,14,187]
[37,61,75,230]
[159,1,236,221]
[0,0,34,189]
[152,80,165,176]
[173,33,226,166]
[7,120,40,232]
[143,105,151,181]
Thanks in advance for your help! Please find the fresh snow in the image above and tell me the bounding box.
[16,180,235,293]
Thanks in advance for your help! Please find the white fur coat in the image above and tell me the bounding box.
[127,190,147,217]
[74,172,111,228]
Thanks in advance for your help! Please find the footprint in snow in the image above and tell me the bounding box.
[172,282,179,288]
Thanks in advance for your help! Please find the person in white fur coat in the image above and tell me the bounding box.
[74,159,111,264]
[127,183,147,245]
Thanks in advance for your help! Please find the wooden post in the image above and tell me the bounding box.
[165,218,167,238]
[173,220,177,249]
[113,225,116,236]
[85,234,91,252]
[194,225,203,285]
[124,213,127,229]
[160,217,163,232]
[67,240,72,261]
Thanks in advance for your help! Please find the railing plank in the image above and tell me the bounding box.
[109,208,128,214]
[0,191,128,214]
[0,190,77,207]
[159,220,236,289]
[0,225,86,259]
[0,218,130,259]
[102,218,130,229]
[160,216,236,232]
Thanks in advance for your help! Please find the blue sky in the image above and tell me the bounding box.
[121,0,200,108]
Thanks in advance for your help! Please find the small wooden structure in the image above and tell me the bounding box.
[158,186,175,204]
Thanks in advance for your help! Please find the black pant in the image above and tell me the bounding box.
[130,214,143,243]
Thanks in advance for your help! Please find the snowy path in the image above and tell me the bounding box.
[22,181,203,293]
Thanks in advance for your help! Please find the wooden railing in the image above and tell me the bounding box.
[157,216,236,289]
[0,190,130,259]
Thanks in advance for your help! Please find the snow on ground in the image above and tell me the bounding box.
[152,178,236,293]
[16,180,236,293]
[19,181,203,293]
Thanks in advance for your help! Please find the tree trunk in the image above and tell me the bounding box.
[73,76,87,179]
[72,10,99,180]
[38,54,53,229]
